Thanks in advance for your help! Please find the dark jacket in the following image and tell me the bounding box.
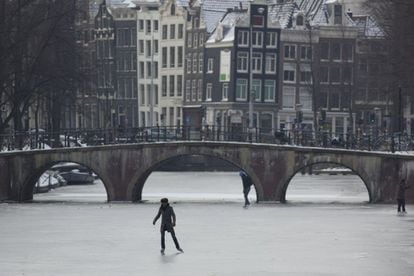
[397,184,409,200]
[153,204,176,232]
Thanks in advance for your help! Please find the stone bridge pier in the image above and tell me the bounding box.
[0,142,414,203]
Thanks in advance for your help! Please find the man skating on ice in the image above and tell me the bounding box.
[239,170,253,208]
[153,198,184,254]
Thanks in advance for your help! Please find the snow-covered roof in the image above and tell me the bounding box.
[201,0,251,33]
[268,1,296,29]
[206,9,247,43]
[353,15,384,38]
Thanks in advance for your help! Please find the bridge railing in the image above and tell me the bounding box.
[1,126,413,153]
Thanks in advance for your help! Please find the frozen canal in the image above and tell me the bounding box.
[1,172,413,275]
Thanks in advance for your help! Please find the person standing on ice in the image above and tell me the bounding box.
[396,179,410,214]
[239,170,253,208]
[153,198,184,254]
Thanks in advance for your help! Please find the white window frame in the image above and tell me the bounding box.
[284,45,296,59]
[222,83,229,101]
[264,80,275,102]
[299,87,312,110]
[206,83,212,101]
[238,30,249,47]
[237,52,248,73]
[252,79,261,102]
[236,79,248,101]
[252,53,262,73]
[266,32,277,48]
[252,31,263,48]
[265,53,276,74]
[207,58,214,73]
[282,86,296,109]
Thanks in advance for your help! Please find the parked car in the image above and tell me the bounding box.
[51,162,96,184]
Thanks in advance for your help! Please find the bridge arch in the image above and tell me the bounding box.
[280,160,372,203]
[129,152,263,203]
[20,159,110,202]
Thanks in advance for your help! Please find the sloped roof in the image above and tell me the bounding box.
[202,0,251,33]
[206,9,247,43]
[268,1,296,29]
[353,15,384,38]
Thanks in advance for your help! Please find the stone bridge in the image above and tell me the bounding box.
[0,142,413,203]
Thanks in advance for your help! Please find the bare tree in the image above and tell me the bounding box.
[0,0,81,140]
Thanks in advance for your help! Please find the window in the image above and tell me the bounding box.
[236,79,248,100]
[222,83,228,100]
[335,117,344,135]
[342,43,353,61]
[238,30,249,46]
[252,15,264,27]
[237,52,248,72]
[171,4,176,15]
[170,46,175,67]
[162,76,167,96]
[192,54,197,73]
[154,20,159,32]
[139,20,144,31]
[252,79,261,102]
[146,20,151,33]
[187,33,192,48]
[193,33,198,48]
[177,46,183,67]
[359,58,367,75]
[170,24,175,39]
[283,86,295,108]
[199,54,203,73]
[343,66,352,84]
[139,62,144,78]
[252,53,262,73]
[146,40,151,57]
[320,42,329,60]
[207,58,214,73]
[265,53,276,73]
[283,64,296,82]
[299,87,312,110]
[331,92,340,109]
[154,62,158,77]
[320,91,328,108]
[147,62,152,77]
[162,47,167,68]
[297,15,304,26]
[140,84,145,105]
[266,32,277,48]
[320,66,329,83]
[252,31,263,47]
[162,25,167,39]
[264,80,275,102]
[198,79,203,101]
[186,54,192,74]
[334,5,342,25]
[299,64,312,83]
[185,80,191,101]
[284,45,296,59]
[191,80,196,101]
[332,43,341,60]
[139,40,144,54]
[178,24,183,38]
[154,40,158,54]
[177,75,182,96]
[206,83,212,101]
[199,33,204,46]
[330,67,340,83]
[169,75,175,96]
[300,45,312,60]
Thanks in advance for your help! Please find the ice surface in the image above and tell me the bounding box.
[1,172,413,275]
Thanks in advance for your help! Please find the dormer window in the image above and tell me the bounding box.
[252,15,264,27]
[297,15,304,26]
[171,4,176,15]
[334,5,342,24]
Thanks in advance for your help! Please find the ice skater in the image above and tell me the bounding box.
[396,179,410,215]
[239,170,253,208]
[153,198,184,254]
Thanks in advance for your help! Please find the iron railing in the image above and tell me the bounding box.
[1,126,413,153]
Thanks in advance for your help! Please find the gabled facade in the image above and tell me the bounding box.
[158,0,188,127]
[204,2,281,137]
[183,0,207,128]
[95,1,117,128]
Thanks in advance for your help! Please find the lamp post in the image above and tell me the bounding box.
[398,85,403,133]
[248,14,254,142]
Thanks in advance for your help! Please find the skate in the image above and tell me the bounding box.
[160,248,165,254]
[177,248,184,253]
